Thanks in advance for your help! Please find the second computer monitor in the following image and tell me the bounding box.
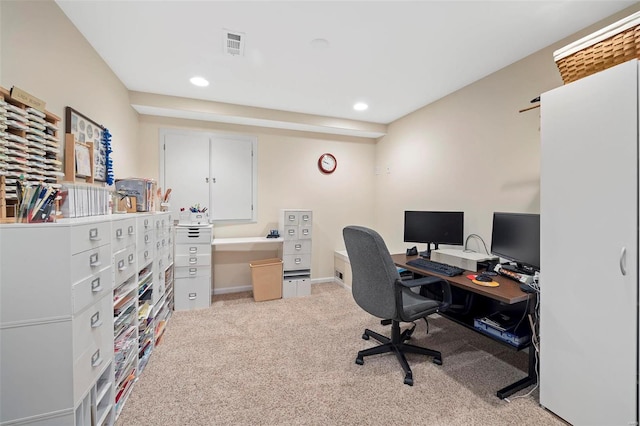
[404,211,464,257]
[491,212,540,273]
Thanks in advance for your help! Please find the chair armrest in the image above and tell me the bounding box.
[395,277,453,313]
[398,276,447,288]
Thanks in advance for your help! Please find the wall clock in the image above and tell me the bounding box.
[318,153,337,174]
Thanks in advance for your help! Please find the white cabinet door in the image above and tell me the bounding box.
[540,60,638,425]
[210,136,254,221]
[162,132,210,213]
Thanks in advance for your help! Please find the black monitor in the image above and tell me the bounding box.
[491,212,540,274]
[403,211,464,258]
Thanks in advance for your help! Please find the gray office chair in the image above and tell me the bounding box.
[343,225,451,386]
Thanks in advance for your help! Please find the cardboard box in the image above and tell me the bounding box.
[249,258,283,302]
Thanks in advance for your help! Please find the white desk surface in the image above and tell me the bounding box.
[211,236,284,246]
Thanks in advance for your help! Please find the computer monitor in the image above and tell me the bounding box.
[403,211,464,258]
[490,212,540,274]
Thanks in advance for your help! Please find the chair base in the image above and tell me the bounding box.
[355,321,442,386]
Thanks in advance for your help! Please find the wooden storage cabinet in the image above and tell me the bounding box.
[279,209,312,297]
[174,225,212,310]
[0,221,115,426]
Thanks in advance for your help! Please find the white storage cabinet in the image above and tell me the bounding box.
[174,224,212,310]
[540,59,639,425]
[278,209,312,298]
[1,220,115,426]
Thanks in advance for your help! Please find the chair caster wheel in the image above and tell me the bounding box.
[362,333,369,340]
[355,357,364,365]
[433,358,442,366]
[404,376,414,386]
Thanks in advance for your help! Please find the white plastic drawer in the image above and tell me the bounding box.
[175,265,211,279]
[72,267,113,315]
[284,225,298,240]
[175,252,211,267]
[111,218,136,252]
[137,215,153,232]
[283,253,311,270]
[283,239,311,255]
[138,246,154,268]
[175,243,210,257]
[175,227,212,244]
[283,211,299,225]
[174,276,211,311]
[137,228,154,251]
[70,221,111,255]
[299,225,312,240]
[71,244,112,285]
[73,336,112,404]
[72,294,113,362]
[299,211,312,225]
[114,245,136,287]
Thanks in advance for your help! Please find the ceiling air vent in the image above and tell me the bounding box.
[223,30,245,56]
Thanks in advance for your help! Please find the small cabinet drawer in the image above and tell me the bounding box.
[72,294,113,362]
[284,225,298,240]
[175,265,211,279]
[71,244,112,285]
[111,218,136,252]
[175,243,210,257]
[70,221,111,254]
[138,246,155,267]
[299,226,312,239]
[114,245,137,287]
[283,239,311,254]
[137,228,154,251]
[175,227,212,244]
[72,267,113,314]
[283,253,311,270]
[175,252,211,267]
[174,277,211,311]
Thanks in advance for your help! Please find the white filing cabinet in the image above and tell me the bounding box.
[174,225,212,310]
[0,220,115,426]
[278,209,312,298]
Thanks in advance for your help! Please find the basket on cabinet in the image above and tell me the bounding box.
[554,12,640,84]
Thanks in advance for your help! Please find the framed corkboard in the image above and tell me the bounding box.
[65,107,106,181]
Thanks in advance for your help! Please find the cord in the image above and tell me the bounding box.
[463,233,490,254]
[423,317,430,335]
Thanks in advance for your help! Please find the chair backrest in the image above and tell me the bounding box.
[343,226,401,320]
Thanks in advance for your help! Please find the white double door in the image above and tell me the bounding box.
[540,59,638,425]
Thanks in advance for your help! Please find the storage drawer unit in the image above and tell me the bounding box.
[278,209,312,298]
[174,225,212,311]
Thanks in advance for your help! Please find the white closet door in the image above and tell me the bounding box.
[163,133,210,214]
[540,60,638,425]
[210,136,254,221]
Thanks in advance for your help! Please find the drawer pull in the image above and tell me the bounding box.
[118,259,126,271]
[295,244,302,250]
[144,219,149,227]
[128,253,135,264]
[91,277,102,292]
[189,257,197,264]
[302,215,310,222]
[288,215,295,221]
[295,257,302,264]
[144,234,150,243]
[91,350,102,368]
[89,228,100,241]
[189,247,198,253]
[144,250,149,259]
[157,242,161,249]
[288,229,295,235]
[90,311,102,328]
[128,225,134,235]
[188,293,197,300]
[90,253,101,267]
[116,228,123,239]
[302,229,310,236]
[189,267,197,275]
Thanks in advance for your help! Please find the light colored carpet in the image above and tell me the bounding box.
[116,283,565,425]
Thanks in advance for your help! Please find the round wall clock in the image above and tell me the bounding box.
[318,153,337,174]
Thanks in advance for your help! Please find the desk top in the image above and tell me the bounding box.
[392,253,530,305]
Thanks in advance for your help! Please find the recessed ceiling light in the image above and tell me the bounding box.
[190,76,209,87]
[353,102,368,111]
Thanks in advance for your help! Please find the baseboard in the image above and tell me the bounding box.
[211,277,337,295]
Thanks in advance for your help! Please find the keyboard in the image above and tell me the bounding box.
[406,258,465,277]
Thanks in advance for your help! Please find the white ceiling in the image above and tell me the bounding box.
[56,1,635,126]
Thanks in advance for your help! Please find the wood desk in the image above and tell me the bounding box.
[392,253,537,399]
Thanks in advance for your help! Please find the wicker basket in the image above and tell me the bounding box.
[554,12,640,84]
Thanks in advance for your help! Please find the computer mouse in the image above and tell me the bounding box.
[475,274,493,282]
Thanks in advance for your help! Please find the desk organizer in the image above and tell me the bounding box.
[554,11,640,84]
[178,211,209,226]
